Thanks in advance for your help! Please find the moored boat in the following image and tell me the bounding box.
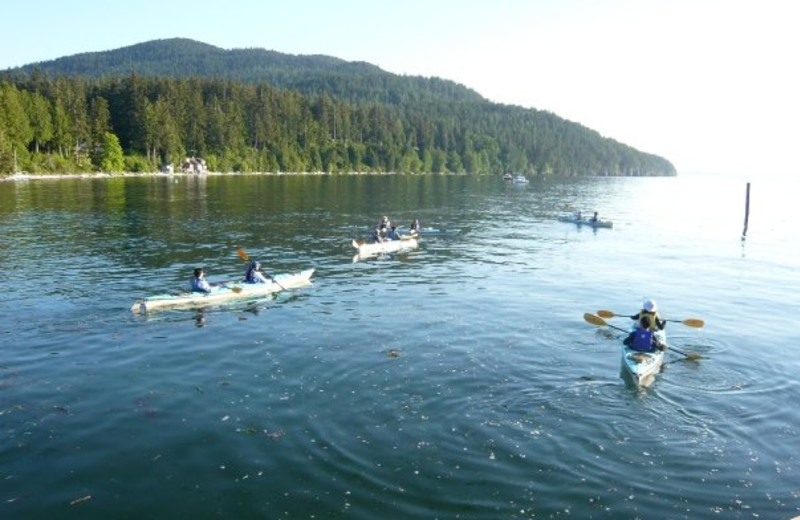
[512,175,529,184]
[352,235,418,260]
[621,329,667,386]
[131,268,315,314]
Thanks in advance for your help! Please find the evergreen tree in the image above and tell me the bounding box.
[99,132,124,172]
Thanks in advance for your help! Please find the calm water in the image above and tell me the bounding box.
[1,173,799,519]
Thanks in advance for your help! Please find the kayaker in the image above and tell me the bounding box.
[410,219,420,232]
[244,260,270,284]
[379,215,391,231]
[589,212,599,223]
[630,299,666,331]
[190,267,213,293]
[623,299,666,351]
[371,227,384,243]
[575,211,583,221]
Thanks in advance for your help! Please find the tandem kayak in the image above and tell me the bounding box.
[621,329,667,386]
[352,236,419,260]
[131,268,315,314]
[558,214,613,229]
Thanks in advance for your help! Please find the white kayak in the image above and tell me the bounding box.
[352,236,419,260]
[131,268,315,314]
[558,214,613,229]
[621,329,667,386]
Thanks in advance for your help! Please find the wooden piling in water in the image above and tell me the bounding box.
[742,182,750,238]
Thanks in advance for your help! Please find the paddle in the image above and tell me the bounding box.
[237,248,286,291]
[584,312,627,333]
[583,313,702,361]
[596,310,704,328]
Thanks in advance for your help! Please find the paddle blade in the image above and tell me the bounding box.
[682,318,705,328]
[583,313,607,327]
[596,310,616,318]
[237,248,250,262]
[684,353,702,361]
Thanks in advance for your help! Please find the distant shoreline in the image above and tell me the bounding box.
[0,171,674,182]
[0,171,433,182]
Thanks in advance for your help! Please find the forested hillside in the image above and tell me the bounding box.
[0,38,676,176]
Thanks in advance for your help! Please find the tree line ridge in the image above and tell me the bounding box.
[0,38,675,176]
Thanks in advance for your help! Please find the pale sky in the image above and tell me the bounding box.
[1,0,797,176]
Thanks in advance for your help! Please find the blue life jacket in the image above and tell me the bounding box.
[631,329,654,352]
[190,277,211,293]
[245,261,260,283]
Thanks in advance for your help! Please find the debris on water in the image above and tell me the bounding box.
[265,429,285,440]
[387,349,400,358]
[69,495,91,506]
[221,415,230,422]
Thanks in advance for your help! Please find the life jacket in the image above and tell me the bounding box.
[190,277,210,293]
[631,328,654,352]
[638,311,659,331]
[245,262,260,283]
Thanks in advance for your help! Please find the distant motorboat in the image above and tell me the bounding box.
[512,175,529,184]
[502,173,513,181]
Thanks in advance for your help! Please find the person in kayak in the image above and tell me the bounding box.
[191,267,213,293]
[371,227,384,243]
[589,212,599,223]
[410,219,420,232]
[623,299,666,351]
[244,261,270,283]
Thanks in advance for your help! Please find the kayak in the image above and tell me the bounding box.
[131,268,315,314]
[352,236,418,259]
[558,214,613,229]
[621,329,667,386]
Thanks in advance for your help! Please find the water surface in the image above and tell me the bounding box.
[1,173,798,519]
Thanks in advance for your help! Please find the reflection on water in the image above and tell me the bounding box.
[1,173,799,518]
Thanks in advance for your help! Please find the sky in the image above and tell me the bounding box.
[1,0,797,177]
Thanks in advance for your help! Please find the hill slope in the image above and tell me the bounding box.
[13,37,486,106]
[1,38,676,176]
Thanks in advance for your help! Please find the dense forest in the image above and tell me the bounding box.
[0,38,676,176]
